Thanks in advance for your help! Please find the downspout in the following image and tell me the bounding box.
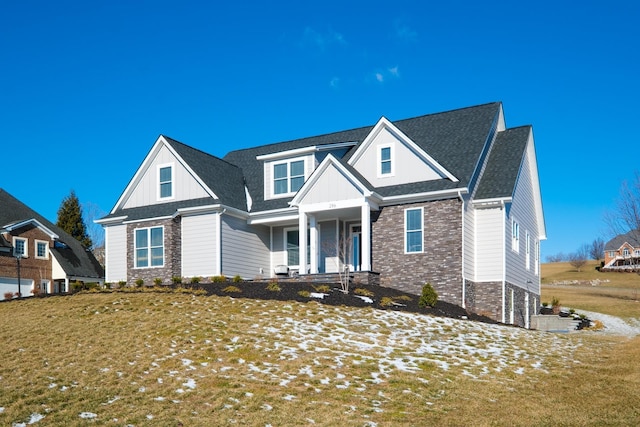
[458,191,466,309]
[501,200,506,324]
[216,209,226,276]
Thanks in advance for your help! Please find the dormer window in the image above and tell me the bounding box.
[158,164,173,200]
[378,144,394,177]
[273,159,305,196]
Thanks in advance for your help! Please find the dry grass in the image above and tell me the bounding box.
[0,291,638,426]
[542,261,640,319]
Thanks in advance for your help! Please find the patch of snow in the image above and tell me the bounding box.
[183,379,197,389]
[310,292,328,299]
[354,295,374,304]
[79,412,97,419]
[282,394,296,401]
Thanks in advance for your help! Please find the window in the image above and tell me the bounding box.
[158,165,173,199]
[379,145,393,176]
[623,248,630,257]
[135,227,164,268]
[35,240,49,259]
[608,251,615,258]
[526,231,530,270]
[273,159,305,195]
[285,228,310,267]
[405,208,423,253]
[512,219,520,252]
[13,237,27,257]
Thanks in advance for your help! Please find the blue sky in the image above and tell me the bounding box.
[1,0,638,259]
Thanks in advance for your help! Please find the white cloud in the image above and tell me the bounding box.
[302,27,346,51]
[394,21,417,42]
[375,73,384,83]
[329,77,340,88]
[388,66,399,77]
[373,67,399,84]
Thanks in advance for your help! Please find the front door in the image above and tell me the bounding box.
[350,225,362,271]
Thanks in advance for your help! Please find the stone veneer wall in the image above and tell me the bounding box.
[126,217,182,286]
[371,199,463,305]
[506,282,540,328]
[465,280,502,321]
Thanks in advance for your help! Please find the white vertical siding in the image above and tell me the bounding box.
[475,207,504,281]
[182,213,218,278]
[105,224,127,283]
[123,144,209,209]
[271,225,286,270]
[505,136,540,292]
[351,127,442,187]
[301,165,363,205]
[221,215,270,279]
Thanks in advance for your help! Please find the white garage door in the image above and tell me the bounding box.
[0,277,34,300]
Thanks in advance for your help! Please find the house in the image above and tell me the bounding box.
[0,189,104,299]
[97,102,545,327]
[603,230,640,270]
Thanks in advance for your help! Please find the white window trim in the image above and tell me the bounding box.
[157,163,175,201]
[134,226,165,269]
[511,219,520,253]
[269,157,307,199]
[35,239,49,260]
[377,143,395,178]
[404,207,424,254]
[13,237,28,258]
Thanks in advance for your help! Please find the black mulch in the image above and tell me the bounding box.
[186,281,498,324]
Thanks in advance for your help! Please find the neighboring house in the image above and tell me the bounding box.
[0,189,104,300]
[97,102,545,327]
[603,231,640,269]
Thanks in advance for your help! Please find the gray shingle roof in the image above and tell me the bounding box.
[474,126,531,200]
[0,189,104,280]
[605,230,640,251]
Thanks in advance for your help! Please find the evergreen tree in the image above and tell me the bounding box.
[56,190,93,249]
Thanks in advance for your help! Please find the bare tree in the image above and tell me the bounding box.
[545,252,567,263]
[568,244,590,272]
[605,172,640,243]
[321,235,352,294]
[589,237,605,261]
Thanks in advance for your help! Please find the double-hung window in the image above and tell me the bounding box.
[273,159,305,195]
[35,240,49,259]
[135,227,164,268]
[159,165,173,199]
[13,237,27,257]
[405,207,423,253]
[512,219,520,252]
[378,144,394,177]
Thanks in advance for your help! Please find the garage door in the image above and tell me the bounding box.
[0,277,34,300]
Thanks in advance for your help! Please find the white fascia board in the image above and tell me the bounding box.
[348,117,459,183]
[527,131,547,240]
[316,141,358,151]
[381,188,468,205]
[5,218,59,239]
[173,204,223,218]
[94,215,128,225]
[122,215,174,225]
[471,197,512,208]
[256,146,317,161]
[161,137,219,200]
[247,207,299,225]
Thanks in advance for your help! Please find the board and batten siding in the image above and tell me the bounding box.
[123,144,209,209]
[105,224,127,283]
[505,136,540,291]
[301,164,364,205]
[351,127,442,188]
[220,215,270,279]
[474,207,504,281]
[181,213,218,278]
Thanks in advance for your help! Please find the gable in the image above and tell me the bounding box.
[348,117,457,188]
[116,136,215,212]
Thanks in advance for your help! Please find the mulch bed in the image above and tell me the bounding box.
[188,281,498,324]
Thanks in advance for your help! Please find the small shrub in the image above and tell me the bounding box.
[222,285,241,293]
[395,295,412,302]
[266,282,281,292]
[551,296,561,314]
[298,290,311,298]
[71,281,84,292]
[211,275,226,283]
[118,280,127,288]
[4,292,14,300]
[135,278,144,288]
[172,276,182,285]
[153,278,162,286]
[104,282,112,290]
[233,275,242,283]
[312,284,330,293]
[86,282,100,290]
[354,288,375,297]
[418,283,438,308]
[31,288,41,296]
[190,276,201,284]
[380,296,394,307]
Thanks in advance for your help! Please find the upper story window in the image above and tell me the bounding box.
[623,247,630,257]
[135,226,164,268]
[273,159,305,196]
[13,237,27,257]
[158,164,173,200]
[608,251,615,258]
[378,145,394,177]
[512,219,520,253]
[35,240,49,259]
[405,207,423,253]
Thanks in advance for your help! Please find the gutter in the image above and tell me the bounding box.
[458,190,466,309]
[501,199,506,324]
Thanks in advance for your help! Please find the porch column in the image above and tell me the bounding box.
[361,201,371,271]
[309,214,318,274]
[298,212,308,274]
